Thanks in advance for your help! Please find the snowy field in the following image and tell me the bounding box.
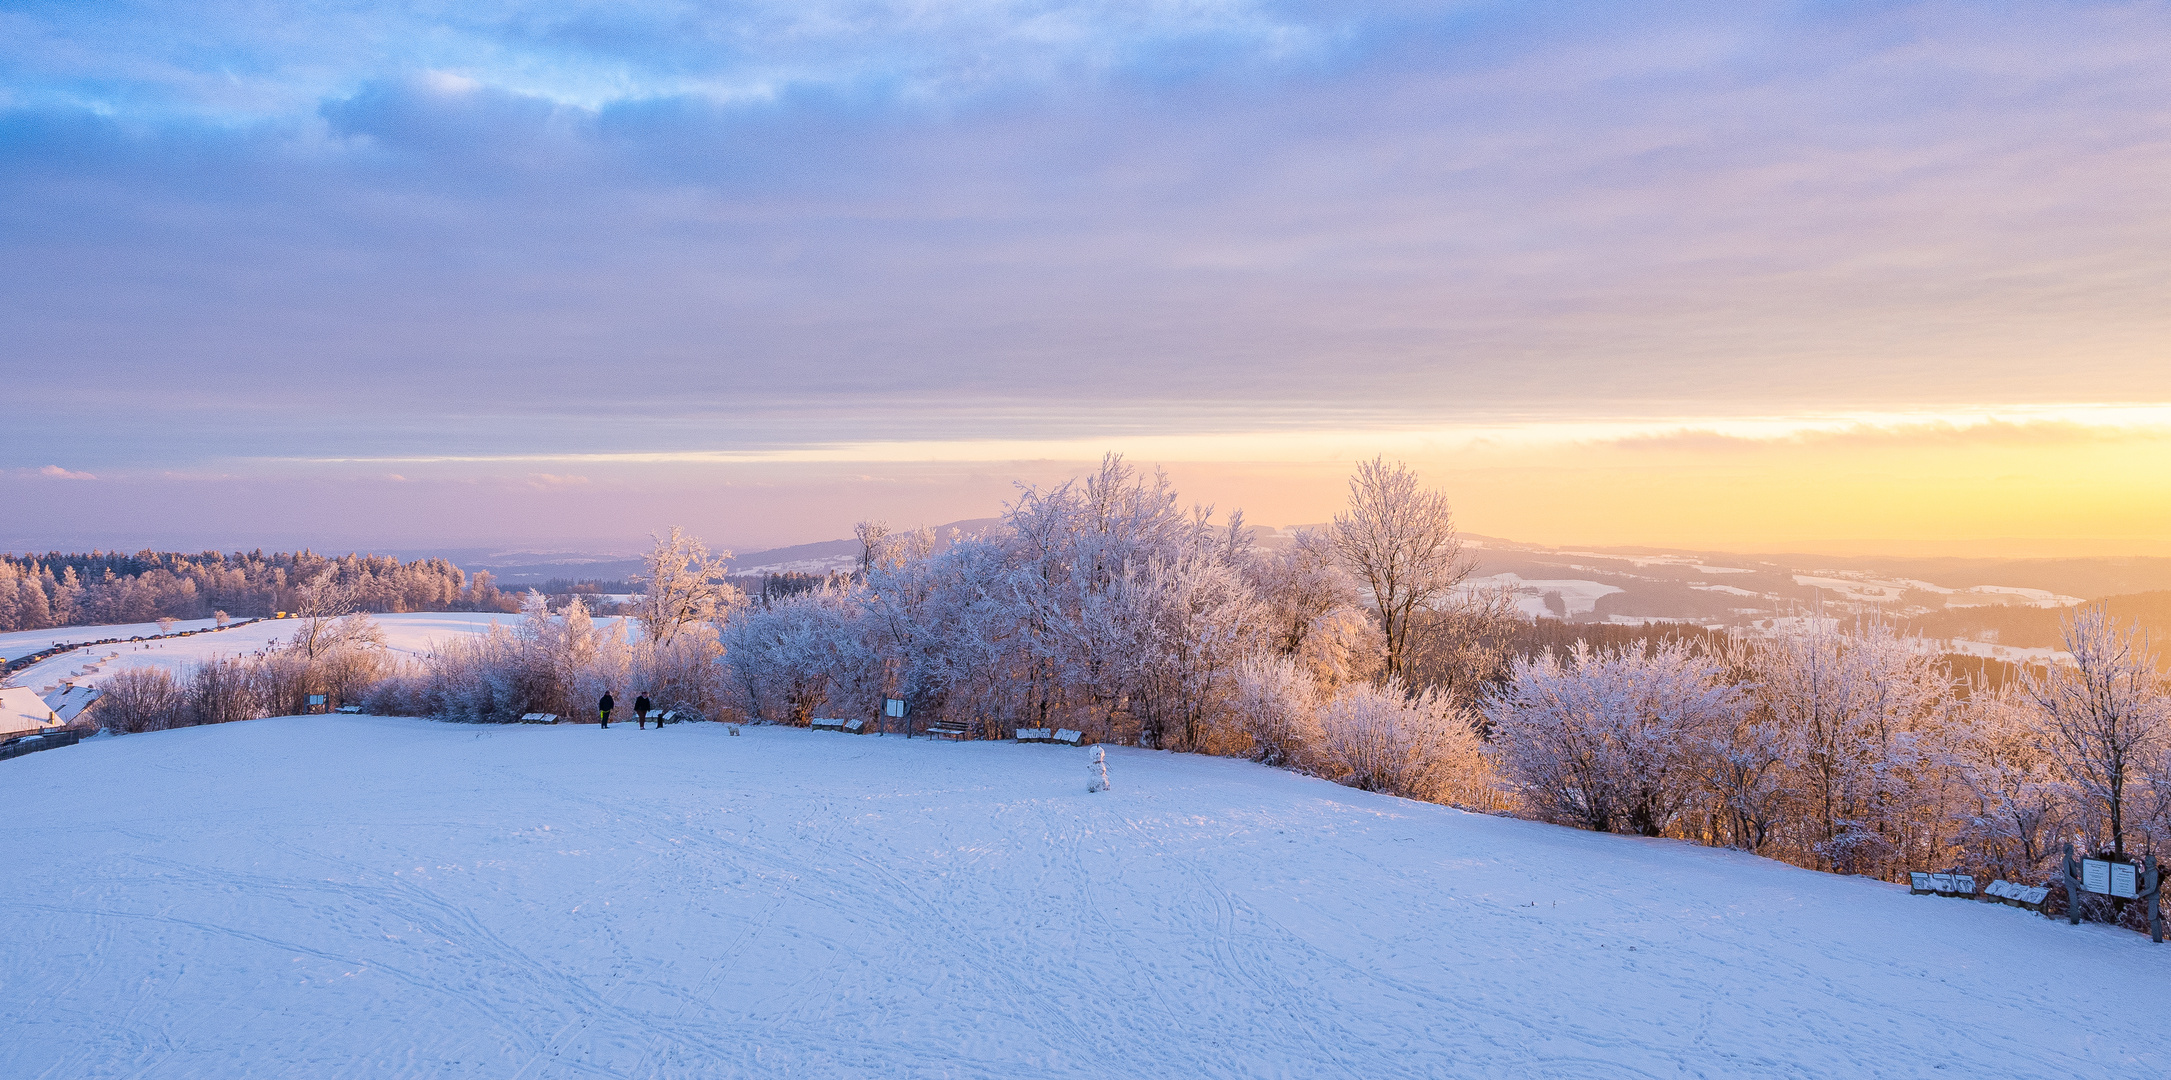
[3,613,517,693]
[3,718,2163,1078]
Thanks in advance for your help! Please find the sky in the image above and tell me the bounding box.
[3,0,2168,557]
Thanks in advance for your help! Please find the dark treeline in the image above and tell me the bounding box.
[0,550,519,631]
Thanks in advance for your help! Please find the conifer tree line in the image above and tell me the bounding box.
[0,550,518,630]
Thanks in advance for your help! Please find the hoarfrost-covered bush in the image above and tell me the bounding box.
[1487,640,1745,837]
[1317,680,1492,806]
[1226,656,1323,769]
[722,586,879,726]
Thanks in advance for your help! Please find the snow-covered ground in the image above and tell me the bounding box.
[1461,573,1624,618]
[4,613,518,694]
[0,618,232,663]
[3,718,2161,1078]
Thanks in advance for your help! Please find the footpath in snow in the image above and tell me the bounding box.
[1,717,2161,1079]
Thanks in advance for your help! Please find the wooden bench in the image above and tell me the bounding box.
[843,718,865,734]
[810,717,847,732]
[1981,879,2052,911]
[1015,727,1051,742]
[925,721,969,740]
[1908,871,1977,897]
[1053,729,1083,746]
[334,705,362,714]
[519,712,560,724]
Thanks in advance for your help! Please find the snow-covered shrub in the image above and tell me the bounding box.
[1487,640,1745,836]
[1316,680,1492,806]
[95,666,189,734]
[1225,656,1323,769]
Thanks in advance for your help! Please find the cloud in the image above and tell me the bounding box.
[4,1,2170,553]
[526,473,591,488]
[38,465,96,480]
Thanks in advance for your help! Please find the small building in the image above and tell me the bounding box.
[1,686,63,741]
[44,685,101,726]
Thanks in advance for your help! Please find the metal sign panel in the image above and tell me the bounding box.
[2082,859,2112,895]
[884,698,907,718]
[308,694,327,706]
[2110,862,2139,899]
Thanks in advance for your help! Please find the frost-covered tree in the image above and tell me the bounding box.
[1948,681,2067,882]
[1331,457,1471,681]
[635,527,738,646]
[1487,640,1746,836]
[2021,608,2169,858]
[1749,617,1955,875]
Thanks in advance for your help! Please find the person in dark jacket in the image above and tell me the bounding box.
[635,693,654,729]
[598,691,615,728]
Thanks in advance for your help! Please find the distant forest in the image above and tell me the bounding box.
[0,550,521,632]
[1902,591,2171,651]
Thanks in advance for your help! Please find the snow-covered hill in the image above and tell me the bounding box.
[2,717,2160,1077]
[2,612,515,695]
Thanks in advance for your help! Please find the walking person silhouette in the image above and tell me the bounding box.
[598,691,615,728]
[635,693,654,729]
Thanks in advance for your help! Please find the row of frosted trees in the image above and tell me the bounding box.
[1486,614,2170,885]
[716,457,1504,804]
[84,456,2164,894]
[713,455,2168,887]
[0,550,516,630]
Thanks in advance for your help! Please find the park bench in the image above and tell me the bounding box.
[843,718,864,734]
[519,712,560,724]
[1015,727,1051,742]
[334,705,362,714]
[1908,871,1977,897]
[1052,729,1083,746]
[925,720,970,740]
[810,717,847,732]
[1981,879,2052,911]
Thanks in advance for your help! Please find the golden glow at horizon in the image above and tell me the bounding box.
[286,403,2171,551]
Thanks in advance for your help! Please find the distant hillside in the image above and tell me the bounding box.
[1901,591,2171,652]
[725,519,1004,576]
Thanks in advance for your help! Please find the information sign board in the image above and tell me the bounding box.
[2082,859,2112,896]
[884,698,907,718]
[2110,862,2139,899]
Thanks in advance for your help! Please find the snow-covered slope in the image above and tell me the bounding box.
[4,612,516,694]
[2,718,2160,1078]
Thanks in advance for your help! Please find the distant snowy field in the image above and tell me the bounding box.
[3,613,517,692]
[3,719,2161,1078]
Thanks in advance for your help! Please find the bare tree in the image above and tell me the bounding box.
[1330,457,1471,681]
[636,527,737,646]
[2021,608,2169,859]
[290,571,358,662]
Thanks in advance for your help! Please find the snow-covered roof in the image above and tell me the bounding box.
[1,686,61,739]
[42,684,101,724]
